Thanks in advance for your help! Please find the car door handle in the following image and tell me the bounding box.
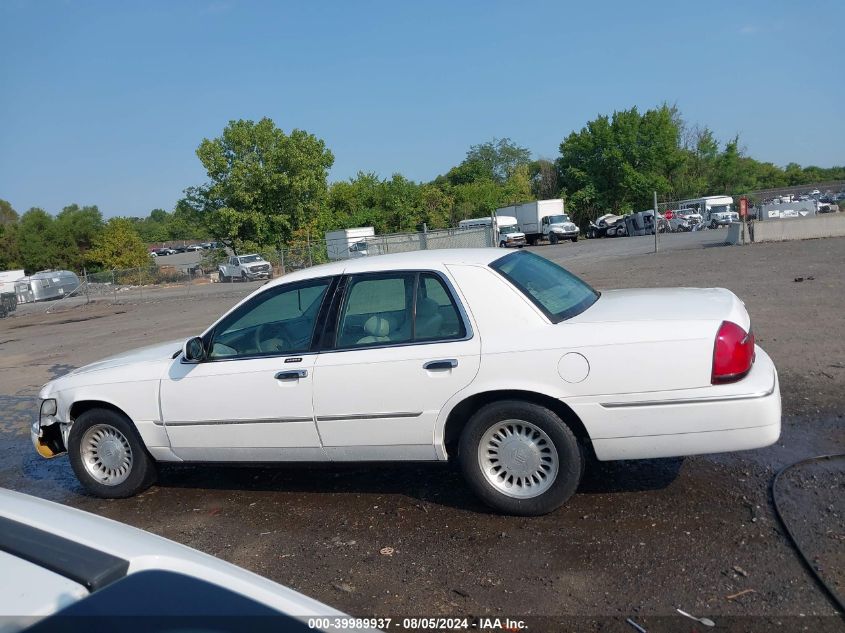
[423,359,458,371]
[275,370,308,380]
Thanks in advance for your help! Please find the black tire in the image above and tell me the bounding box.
[571,235,578,242]
[499,241,506,248]
[549,233,559,245]
[68,408,157,498]
[458,400,583,516]
[218,271,227,283]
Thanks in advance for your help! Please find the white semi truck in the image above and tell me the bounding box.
[498,199,579,245]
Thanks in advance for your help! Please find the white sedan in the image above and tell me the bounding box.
[33,249,781,515]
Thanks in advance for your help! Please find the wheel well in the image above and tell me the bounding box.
[443,390,594,460]
[69,400,131,423]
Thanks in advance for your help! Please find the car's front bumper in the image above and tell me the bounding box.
[551,230,579,238]
[503,237,526,247]
[31,399,68,458]
[571,346,781,461]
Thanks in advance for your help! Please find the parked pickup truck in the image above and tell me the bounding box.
[218,254,273,282]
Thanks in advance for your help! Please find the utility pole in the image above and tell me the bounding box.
[82,266,90,305]
[654,191,659,254]
[307,228,313,267]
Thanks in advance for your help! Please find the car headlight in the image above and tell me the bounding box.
[40,399,57,417]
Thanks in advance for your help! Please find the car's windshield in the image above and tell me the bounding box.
[238,255,262,264]
[547,214,570,224]
[490,251,599,322]
[499,225,519,234]
[709,204,732,214]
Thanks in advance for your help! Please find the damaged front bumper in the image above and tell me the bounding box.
[32,398,69,458]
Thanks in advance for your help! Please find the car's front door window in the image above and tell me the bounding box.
[208,279,331,359]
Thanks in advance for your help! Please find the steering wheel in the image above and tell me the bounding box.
[254,322,288,354]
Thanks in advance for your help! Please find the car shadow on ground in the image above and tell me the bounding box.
[152,456,684,511]
[578,456,684,493]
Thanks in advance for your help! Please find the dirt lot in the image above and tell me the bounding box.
[1,236,843,631]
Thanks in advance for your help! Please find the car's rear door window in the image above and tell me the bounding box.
[336,272,467,348]
[337,273,415,348]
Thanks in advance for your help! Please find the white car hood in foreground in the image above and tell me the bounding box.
[0,489,344,628]
[570,287,750,329]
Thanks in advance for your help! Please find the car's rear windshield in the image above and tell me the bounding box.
[490,250,599,323]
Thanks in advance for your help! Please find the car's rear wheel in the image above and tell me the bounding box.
[68,408,157,498]
[459,400,583,515]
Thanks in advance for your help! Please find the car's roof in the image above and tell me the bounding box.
[269,248,507,287]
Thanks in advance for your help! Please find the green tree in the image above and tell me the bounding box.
[0,199,21,270]
[17,208,59,273]
[53,204,104,270]
[188,117,334,252]
[557,105,687,223]
[0,199,18,226]
[529,159,559,200]
[86,218,150,270]
[462,137,532,182]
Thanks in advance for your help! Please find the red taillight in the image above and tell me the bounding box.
[712,321,755,384]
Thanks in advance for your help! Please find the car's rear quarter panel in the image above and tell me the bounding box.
[439,264,779,461]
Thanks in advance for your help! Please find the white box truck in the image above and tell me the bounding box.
[458,216,525,247]
[325,227,375,261]
[498,199,579,245]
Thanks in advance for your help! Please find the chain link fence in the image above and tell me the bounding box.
[26,226,493,314]
[273,226,493,274]
[652,182,843,235]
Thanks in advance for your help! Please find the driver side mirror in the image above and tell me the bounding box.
[183,336,206,363]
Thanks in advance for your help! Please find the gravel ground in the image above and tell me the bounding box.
[0,235,843,631]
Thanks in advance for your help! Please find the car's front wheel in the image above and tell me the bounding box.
[549,233,559,245]
[459,400,583,515]
[68,408,157,498]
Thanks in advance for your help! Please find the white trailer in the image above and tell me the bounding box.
[499,199,579,245]
[325,227,376,261]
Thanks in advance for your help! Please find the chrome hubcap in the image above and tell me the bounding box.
[80,424,133,485]
[478,419,558,498]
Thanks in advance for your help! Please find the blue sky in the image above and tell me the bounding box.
[1,0,842,218]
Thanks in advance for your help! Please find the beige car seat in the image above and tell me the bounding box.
[356,315,392,345]
[415,297,443,339]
